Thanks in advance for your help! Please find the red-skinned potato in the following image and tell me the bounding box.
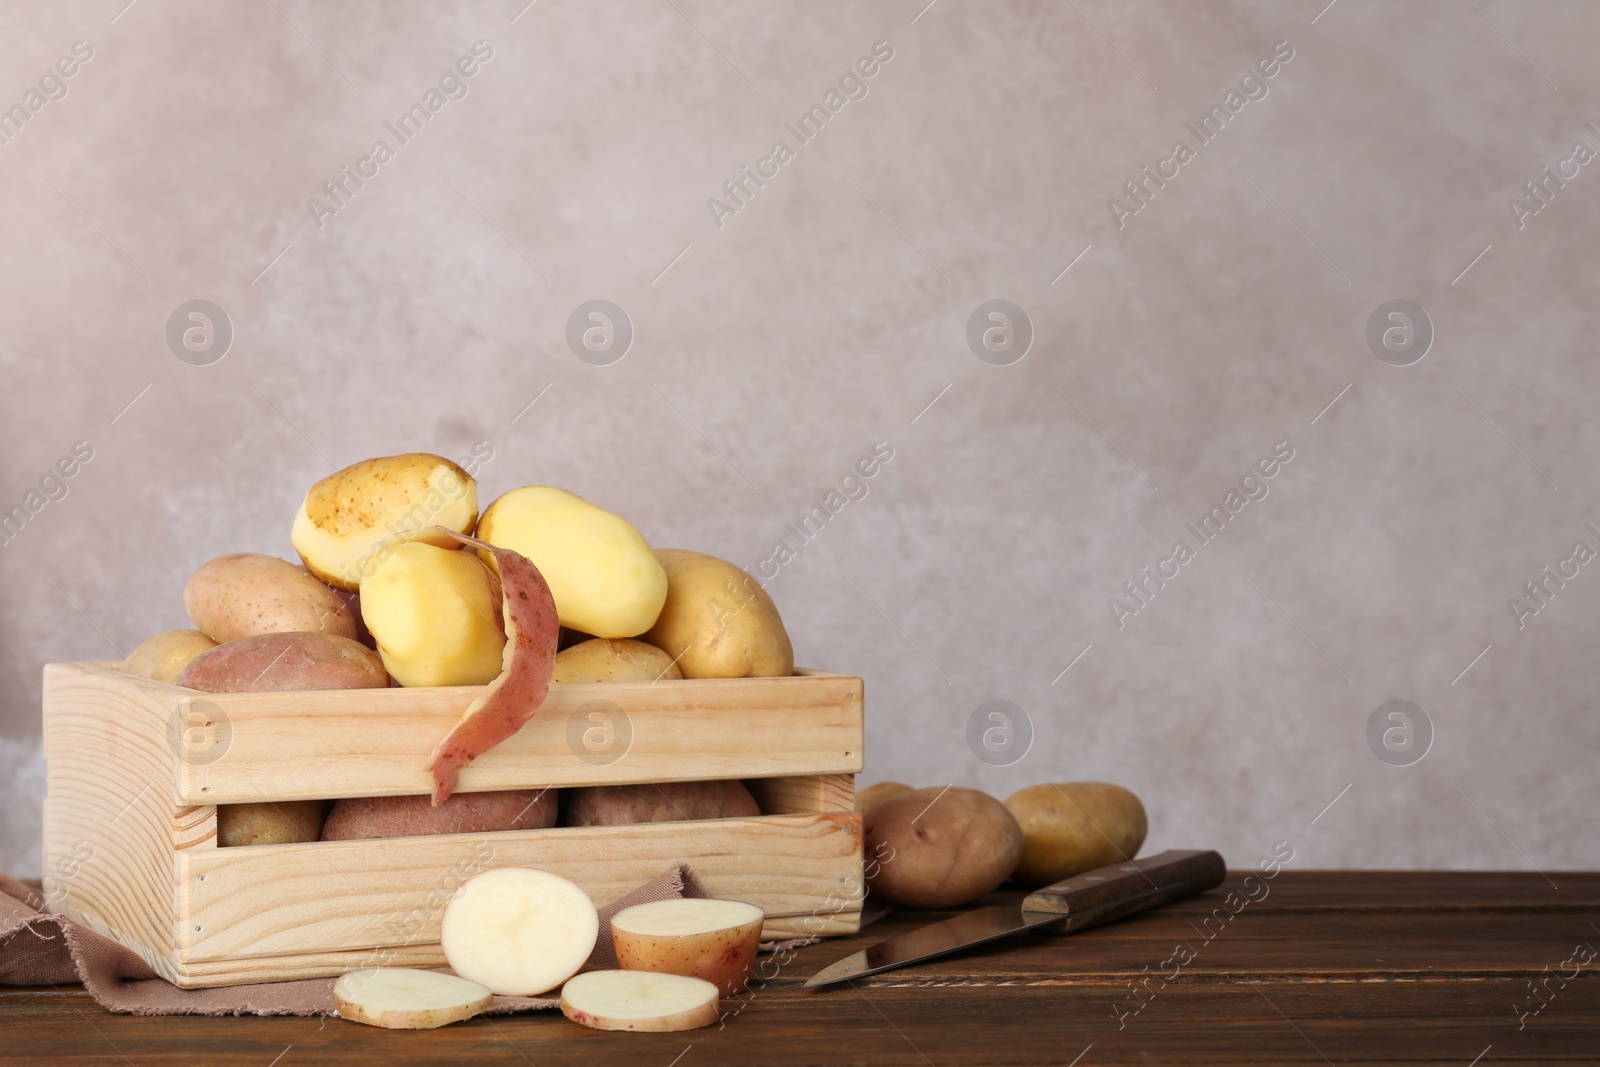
[321,789,557,841]
[563,780,759,827]
[865,786,1024,909]
[177,632,389,693]
[611,898,764,995]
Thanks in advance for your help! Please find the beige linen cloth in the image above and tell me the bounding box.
[0,863,776,1016]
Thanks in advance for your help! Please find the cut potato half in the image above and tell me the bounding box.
[611,898,764,995]
[333,967,492,1029]
[441,868,598,996]
[560,969,720,1032]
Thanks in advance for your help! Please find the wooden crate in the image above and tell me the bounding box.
[41,661,864,988]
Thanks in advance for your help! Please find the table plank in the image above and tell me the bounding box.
[3,871,1596,1065]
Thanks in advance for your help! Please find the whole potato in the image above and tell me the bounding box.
[291,453,479,592]
[855,781,913,812]
[563,781,759,827]
[643,549,793,679]
[218,801,326,847]
[865,786,1023,909]
[322,789,557,841]
[1005,782,1148,887]
[477,486,667,639]
[126,629,217,684]
[359,541,506,687]
[177,632,389,693]
[184,553,359,645]
[552,638,683,684]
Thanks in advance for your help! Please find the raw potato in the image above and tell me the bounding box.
[292,453,479,592]
[552,638,683,684]
[441,868,598,996]
[560,970,720,1033]
[183,553,359,645]
[321,789,557,841]
[563,781,759,827]
[176,632,389,693]
[865,786,1024,909]
[218,800,326,846]
[611,898,764,996]
[644,549,793,679]
[126,630,217,684]
[855,781,913,812]
[333,968,492,1030]
[359,541,506,687]
[1004,782,1149,888]
[476,486,667,639]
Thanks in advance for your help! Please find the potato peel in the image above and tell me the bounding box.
[424,529,559,804]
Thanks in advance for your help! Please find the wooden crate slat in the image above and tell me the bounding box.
[174,813,862,968]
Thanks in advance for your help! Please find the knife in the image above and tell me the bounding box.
[804,849,1226,988]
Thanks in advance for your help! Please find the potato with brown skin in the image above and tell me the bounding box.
[177,632,389,693]
[126,629,217,684]
[563,780,759,827]
[552,639,683,683]
[218,801,326,846]
[865,786,1024,908]
[1004,782,1148,887]
[855,781,913,811]
[183,553,359,645]
[611,898,764,995]
[321,789,558,841]
[643,549,793,679]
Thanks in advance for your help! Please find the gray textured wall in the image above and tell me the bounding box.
[2,0,1596,878]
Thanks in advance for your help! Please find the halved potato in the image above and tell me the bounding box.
[441,868,598,995]
[560,970,720,1032]
[612,898,764,995]
[291,453,478,592]
[359,541,505,687]
[476,486,666,638]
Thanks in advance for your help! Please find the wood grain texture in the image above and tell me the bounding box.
[3,872,1596,1064]
[746,773,855,815]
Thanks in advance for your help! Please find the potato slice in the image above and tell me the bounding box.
[560,970,720,1033]
[611,898,764,995]
[291,453,478,592]
[440,868,598,996]
[333,967,492,1029]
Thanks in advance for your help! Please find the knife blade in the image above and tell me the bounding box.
[804,848,1225,988]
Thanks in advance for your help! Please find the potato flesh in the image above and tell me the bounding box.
[292,455,477,592]
[440,868,598,996]
[359,542,506,687]
[611,898,764,996]
[333,967,492,1029]
[560,969,720,1032]
[477,486,667,639]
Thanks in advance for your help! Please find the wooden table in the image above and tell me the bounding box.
[3,871,1597,1064]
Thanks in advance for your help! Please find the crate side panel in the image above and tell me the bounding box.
[175,812,863,964]
[176,673,864,803]
[41,663,182,974]
[747,774,855,814]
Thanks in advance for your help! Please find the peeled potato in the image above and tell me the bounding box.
[126,630,217,684]
[476,486,667,639]
[441,868,598,995]
[292,453,478,592]
[183,553,359,644]
[855,781,913,811]
[865,786,1024,909]
[1004,782,1149,888]
[333,968,492,1029]
[612,898,764,995]
[552,638,683,683]
[176,632,389,693]
[560,970,720,1033]
[644,549,793,679]
[217,800,325,846]
[321,789,556,841]
[359,541,506,687]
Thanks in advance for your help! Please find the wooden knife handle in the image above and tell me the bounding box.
[1020,849,1226,931]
